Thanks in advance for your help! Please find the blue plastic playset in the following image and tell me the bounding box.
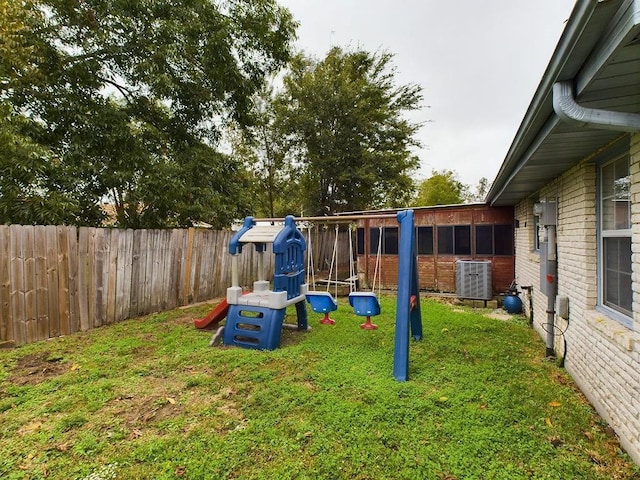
[207,210,423,381]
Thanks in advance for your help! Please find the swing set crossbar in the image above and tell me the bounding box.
[252,213,399,224]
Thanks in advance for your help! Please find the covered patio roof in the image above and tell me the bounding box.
[487,0,640,206]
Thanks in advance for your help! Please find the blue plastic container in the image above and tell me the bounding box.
[503,294,523,314]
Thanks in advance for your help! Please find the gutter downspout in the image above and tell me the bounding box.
[549,77,640,358]
[553,81,640,132]
[545,226,557,358]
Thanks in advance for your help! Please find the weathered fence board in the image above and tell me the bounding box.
[0,225,347,346]
[65,226,80,335]
[34,226,48,341]
[45,226,60,339]
[77,227,89,331]
[0,226,11,343]
[23,226,37,343]
[10,225,26,344]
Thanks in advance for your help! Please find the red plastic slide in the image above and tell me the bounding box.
[194,299,230,329]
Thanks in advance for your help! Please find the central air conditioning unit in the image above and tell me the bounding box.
[456,260,492,300]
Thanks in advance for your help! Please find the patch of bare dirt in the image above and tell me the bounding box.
[107,392,184,435]
[8,352,70,386]
[166,315,195,327]
[484,310,513,321]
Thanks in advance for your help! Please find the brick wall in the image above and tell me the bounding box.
[514,134,640,464]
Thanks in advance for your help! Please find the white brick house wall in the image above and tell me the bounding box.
[513,133,640,464]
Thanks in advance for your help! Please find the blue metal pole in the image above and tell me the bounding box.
[393,209,422,381]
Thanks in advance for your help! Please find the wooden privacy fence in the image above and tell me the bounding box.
[0,225,350,346]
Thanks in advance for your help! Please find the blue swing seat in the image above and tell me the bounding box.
[306,291,338,313]
[348,292,381,317]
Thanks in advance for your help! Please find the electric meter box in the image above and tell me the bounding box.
[533,198,557,226]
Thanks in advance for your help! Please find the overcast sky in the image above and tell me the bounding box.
[277,0,577,188]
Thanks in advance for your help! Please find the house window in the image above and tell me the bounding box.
[599,155,632,320]
[437,225,471,255]
[533,214,540,252]
[369,227,399,255]
[475,224,513,255]
[416,226,433,255]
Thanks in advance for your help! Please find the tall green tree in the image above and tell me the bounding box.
[0,0,68,224]
[414,169,468,206]
[1,0,296,227]
[277,47,423,215]
[469,176,491,202]
[229,86,298,219]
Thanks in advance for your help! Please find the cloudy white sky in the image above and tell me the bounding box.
[277,0,577,188]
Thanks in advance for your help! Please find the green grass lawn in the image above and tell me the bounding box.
[0,296,638,480]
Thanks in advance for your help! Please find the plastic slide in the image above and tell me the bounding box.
[194,300,230,329]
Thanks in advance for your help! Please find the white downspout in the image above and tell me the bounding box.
[553,81,640,132]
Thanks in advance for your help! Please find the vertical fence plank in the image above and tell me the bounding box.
[115,229,132,322]
[145,230,155,312]
[191,231,202,302]
[34,226,49,341]
[106,229,119,325]
[88,228,98,328]
[77,227,90,331]
[90,228,109,328]
[144,230,156,313]
[182,228,195,304]
[154,230,164,311]
[141,230,150,311]
[196,230,211,301]
[9,226,26,344]
[165,229,175,309]
[0,226,11,343]
[166,230,180,310]
[66,226,80,334]
[56,226,70,335]
[219,231,230,294]
[129,230,143,317]
[45,226,60,339]
[139,228,150,315]
[22,226,37,343]
[210,231,222,298]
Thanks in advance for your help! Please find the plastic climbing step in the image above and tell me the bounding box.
[222,305,287,350]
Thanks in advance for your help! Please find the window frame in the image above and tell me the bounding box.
[533,214,540,252]
[473,224,513,256]
[369,226,399,255]
[437,225,471,256]
[416,226,434,255]
[597,153,633,326]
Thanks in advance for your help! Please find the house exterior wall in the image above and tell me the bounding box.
[514,134,640,464]
[357,205,515,295]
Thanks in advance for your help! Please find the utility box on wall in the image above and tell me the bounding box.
[533,197,557,226]
[456,261,492,301]
[535,196,558,297]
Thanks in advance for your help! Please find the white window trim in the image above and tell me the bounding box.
[597,153,633,327]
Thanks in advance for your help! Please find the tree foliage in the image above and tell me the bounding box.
[1,0,296,227]
[0,1,63,224]
[229,86,299,219]
[469,176,491,202]
[414,169,469,206]
[276,47,423,215]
